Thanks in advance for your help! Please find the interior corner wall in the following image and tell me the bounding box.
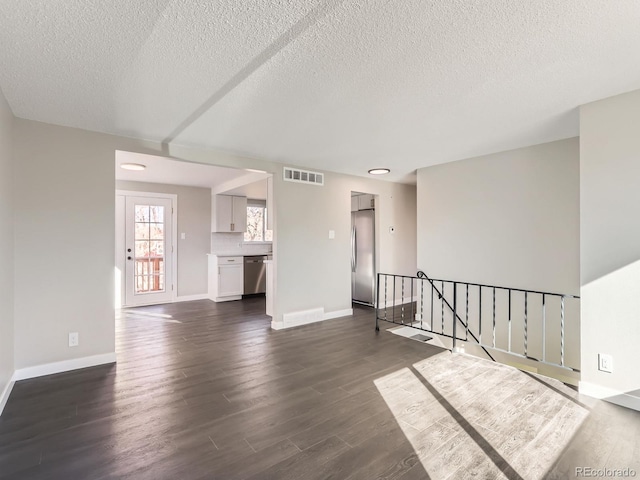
[416,137,580,295]
[0,88,15,401]
[273,170,417,322]
[579,89,640,396]
[116,180,211,297]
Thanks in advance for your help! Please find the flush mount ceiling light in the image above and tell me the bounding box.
[120,163,146,171]
[368,168,390,175]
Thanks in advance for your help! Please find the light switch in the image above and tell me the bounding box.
[328,230,335,239]
[181,233,186,240]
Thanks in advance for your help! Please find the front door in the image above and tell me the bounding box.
[124,196,174,306]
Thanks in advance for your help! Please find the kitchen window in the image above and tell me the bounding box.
[244,200,272,242]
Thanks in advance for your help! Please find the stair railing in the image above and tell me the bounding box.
[375,272,580,371]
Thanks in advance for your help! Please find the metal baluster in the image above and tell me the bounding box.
[560,296,565,367]
[524,291,528,357]
[410,278,414,326]
[479,286,482,346]
[430,281,434,331]
[384,275,388,320]
[508,289,512,353]
[452,283,457,350]
[420,279,424,330]
[393,276,396,324]
[375,273,381,331]
[465,284,469,342]
[401,278,405,323]
[542,294,546,362]
[441,281,445,334]
[492,287,496,348]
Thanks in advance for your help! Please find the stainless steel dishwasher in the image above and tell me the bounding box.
[243,255,267,295]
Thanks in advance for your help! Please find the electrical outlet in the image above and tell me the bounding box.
[598,353,613,373]
[69,332,79,347]
[415,313,422,321]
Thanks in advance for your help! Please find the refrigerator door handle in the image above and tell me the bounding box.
[351,226,356,272]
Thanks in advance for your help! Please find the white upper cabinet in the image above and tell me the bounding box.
[352,194,375,211]
[212,195,247,232]
[358,194,375,210]
[232,196,247,232]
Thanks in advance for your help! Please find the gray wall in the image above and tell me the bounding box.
[415,139,581,369]
[0,89,14,401]
[580,89,640,395]
[416,138,580,295]
[12,118,416,371]
[116,180,211,297]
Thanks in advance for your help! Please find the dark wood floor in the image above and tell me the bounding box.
[0,298,638,479]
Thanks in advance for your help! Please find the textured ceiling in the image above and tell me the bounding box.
[2,1,640,183]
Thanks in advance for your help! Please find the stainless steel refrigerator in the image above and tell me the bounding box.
[351,209,375,305]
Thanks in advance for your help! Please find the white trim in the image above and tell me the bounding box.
[323,308,353,320]
[116,190,179,306]
[579,381,640,411]
[211,295,242,302]
[0,376,15,416]
[13,353,117,381]
[578,381,623,399]
[272,307,354,330]
[175,294,209,302]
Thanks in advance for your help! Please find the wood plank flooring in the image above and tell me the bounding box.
[0,298,638,479]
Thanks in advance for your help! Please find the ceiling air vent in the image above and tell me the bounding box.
[283,167,324,186]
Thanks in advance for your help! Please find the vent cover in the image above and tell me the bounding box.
[283,167,324,186]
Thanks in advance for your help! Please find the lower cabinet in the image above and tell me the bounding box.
[208,255,243,302]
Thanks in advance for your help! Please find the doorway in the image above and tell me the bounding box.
[116,191,177,307]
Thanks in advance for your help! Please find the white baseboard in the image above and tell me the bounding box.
[272,307,354,330]
[175,294,209,302]
[323,308,353,321]
[578,381,622,399]
[13,353,117,382]
[0,376,15,416]
[579,381,640,412]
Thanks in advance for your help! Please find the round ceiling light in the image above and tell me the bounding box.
[120,163,146,171]
[368,168,390,175]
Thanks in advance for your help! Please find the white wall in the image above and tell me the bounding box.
[273,171,417,323]
[12,118,416,373]
[0,88,14,406]
[116,180,211,297]
[580,89,640,397]
[416,138,580,295]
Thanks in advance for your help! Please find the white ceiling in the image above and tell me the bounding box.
[2,1,640,183]
[115,151,269,199]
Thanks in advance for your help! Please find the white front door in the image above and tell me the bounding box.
[124,196,174,306]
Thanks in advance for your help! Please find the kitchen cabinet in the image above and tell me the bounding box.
[358,194,375,210]
[352,194,375,211]
[351,196,359,212]
[208,255,243,302]
[212,195,247,232]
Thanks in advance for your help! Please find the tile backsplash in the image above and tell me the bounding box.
[211,233,272,255]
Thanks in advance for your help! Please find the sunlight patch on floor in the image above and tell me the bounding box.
[374,352,589,479]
